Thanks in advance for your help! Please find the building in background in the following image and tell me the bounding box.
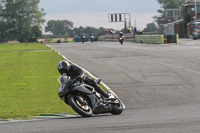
[158,0,200,38]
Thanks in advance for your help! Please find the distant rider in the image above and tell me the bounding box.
[57,60,115,99]
[119,32,124,38]
[90,34,94,43]
[81,34,85,39]
[81,34,85,43]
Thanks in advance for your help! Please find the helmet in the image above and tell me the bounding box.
[58,60,70,75]
[119,32,123,36]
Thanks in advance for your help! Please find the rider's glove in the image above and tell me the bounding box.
[75,76,82,82]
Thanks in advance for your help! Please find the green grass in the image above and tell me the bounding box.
[0,43,50,51]
[0,43,74,119]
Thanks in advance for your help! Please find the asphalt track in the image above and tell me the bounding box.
[1,39,200,133]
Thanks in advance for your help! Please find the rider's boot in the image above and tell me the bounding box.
[105,93,115,100]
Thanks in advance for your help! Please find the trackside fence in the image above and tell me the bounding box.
[104,34,179,44]
[134,35,165,44]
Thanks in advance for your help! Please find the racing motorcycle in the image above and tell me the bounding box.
[118,36,124,45]
[57,75,123,117]
[81,35,85,44]
[90,35,94,43]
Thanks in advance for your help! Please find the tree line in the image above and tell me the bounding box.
[45,20,110,38]
[0,0,45,43]
[0,0,185,43]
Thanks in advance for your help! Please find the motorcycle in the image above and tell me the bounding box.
[57,75,123,117]
[90,35,94,43]
[81,35,85,44]
[118,36,124,45]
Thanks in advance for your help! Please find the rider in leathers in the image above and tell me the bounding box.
[57,60,114,99]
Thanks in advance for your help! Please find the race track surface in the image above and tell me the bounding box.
[1,39,200,133]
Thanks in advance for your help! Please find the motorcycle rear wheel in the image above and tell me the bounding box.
[68,94,93,117]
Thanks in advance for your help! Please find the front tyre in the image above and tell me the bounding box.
[68,95,93,117]
[110,98,123,115]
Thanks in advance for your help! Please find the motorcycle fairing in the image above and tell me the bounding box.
[86,95,112,114]
[73,86,93,95]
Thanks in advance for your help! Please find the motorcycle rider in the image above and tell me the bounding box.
[90,34,94,43]
[81,33,85,38]
[118,32,124,44]
[119,32,124,38]
[57,60,115,100]
[81,34,85,43]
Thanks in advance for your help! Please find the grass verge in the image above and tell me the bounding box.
[0,43,74,119]
[0,43,50,51]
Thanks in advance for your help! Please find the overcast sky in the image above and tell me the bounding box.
[39,0,161,31]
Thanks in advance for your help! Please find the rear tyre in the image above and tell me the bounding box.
[68,94,93,117]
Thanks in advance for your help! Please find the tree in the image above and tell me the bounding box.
[29,25,43,42]
[156,0,185,16]
[45,20,73,36]
[157,0,185,9]
[143,22,158,32]
[184,14,191,36]
[45,21,108,38]
[71,26,109,38]
[0,0,45,42]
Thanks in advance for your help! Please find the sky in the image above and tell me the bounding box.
[39,0,161,31]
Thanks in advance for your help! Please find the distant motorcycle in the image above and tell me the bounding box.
[118,36,124,45]
[57,75,123,117]
[90,35,94,43]
[81,35,85,44]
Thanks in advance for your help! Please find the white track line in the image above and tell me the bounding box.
[160,62,200,74]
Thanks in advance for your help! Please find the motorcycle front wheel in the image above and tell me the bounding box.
[68,94,93,117]
[110,98,123,115]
